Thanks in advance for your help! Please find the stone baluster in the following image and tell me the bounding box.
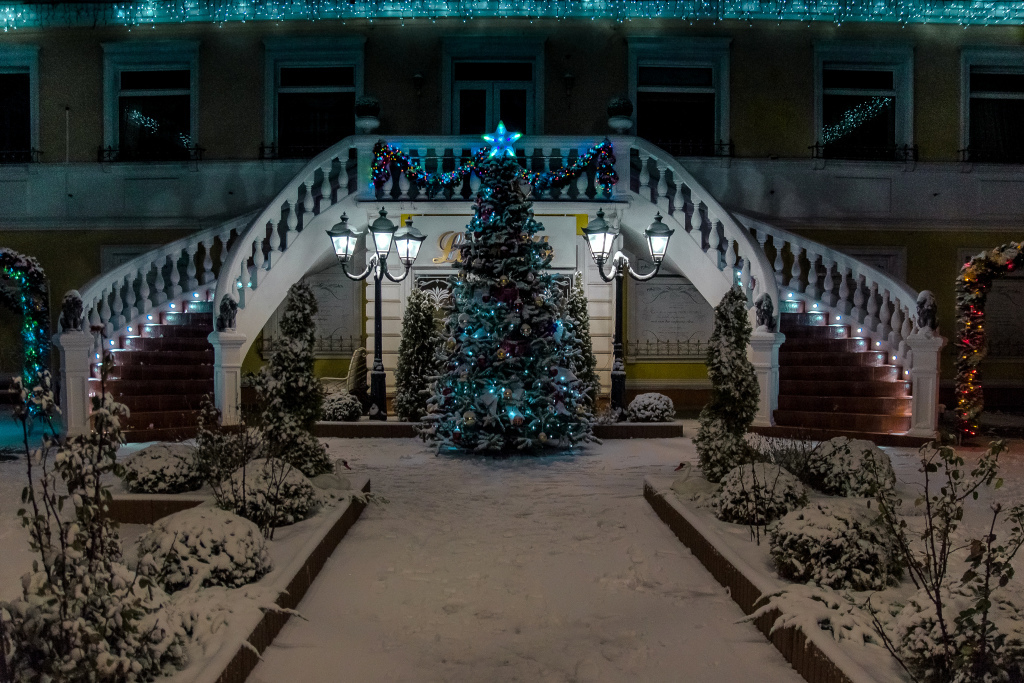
[788,245,803,293]
[864,282,880,334]
[558,150,569,199]
[725,238,737,270]
[673,180,687,220]
[821,257,836,306]
[851,274,866,323]
[267,220,281,264]
[741,256,752,294]
[201,239,215,285]
[805,251,820,300]
[236,262,247,309]
[319,167,332,211]
[836,266,851,315]
[338,151,350,197]
[303,181,314,216]
[168,252,182,298]
[152,259,166,304]
[690,199,704,247]
[252,238,265,286]
[655,159,670,213]
[88,298,101,351]
[899,307,913,361]
[638,152,651,201]
[123,273,137,322]
[110,280,124,330]
[398,167,410,199]
[99,290,112,336]
[576,147,589,199]
[877,290,892,345]
[137,265,151,313]
[285,201,299,249]
[773,237,786,287]
[186,243,199,290]
[707,216,721,256]
[889,299,903,350]
[469,169,481,193]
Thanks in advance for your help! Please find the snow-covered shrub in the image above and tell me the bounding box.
[137,507,271,593]
[769,501,903,590]
[122,443,202,494]
[394,288,440,422]
[217,458,320,532]
[715,463,807,525]
[805,437,895,497]
[323,391,362,422]
[626,392,675,422]
[695,286,760,482]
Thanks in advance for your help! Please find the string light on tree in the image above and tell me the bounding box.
[0,248,49,396]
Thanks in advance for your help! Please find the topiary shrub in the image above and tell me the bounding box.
[627,392,675,422]
[216,458,320,531]
[769,501,903,590]
[322,392,362,422]
[394,288,440,422]
[122,443,202,494]
[716,463,807,525]
[137,507,271,593]
[805,437,895,497]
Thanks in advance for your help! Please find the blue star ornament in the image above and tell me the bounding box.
[483,121,521,158]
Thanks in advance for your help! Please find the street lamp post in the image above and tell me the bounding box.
[326,208,426,420]
[583,210,674,416]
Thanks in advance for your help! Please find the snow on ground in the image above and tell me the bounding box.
[250,434,803,683]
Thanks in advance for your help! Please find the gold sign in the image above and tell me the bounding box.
[432,230,552,264]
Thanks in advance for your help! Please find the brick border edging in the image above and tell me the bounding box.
[643,480,885,683]
[312,421,685,440]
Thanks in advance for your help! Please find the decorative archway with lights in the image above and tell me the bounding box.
[0,248,49,387]
[954,240,1023,438]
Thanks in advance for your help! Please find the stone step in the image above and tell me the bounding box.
[107,349,214,366]
[117,393,210,412]
[780,379,911,397]
[778,394,912,416]
[123,409,201,431]
[780,324,849,340]
[102,364,214,381]
[92,378,213,396]
[779,350,887,367]
[140,323,212,338]
[780,311,827,328]
[774,409,912,433]
[162,312,213,328]
[781,337,868,353]
[780,365,900,382]
[122,336,212,352]
[186,300,213,314]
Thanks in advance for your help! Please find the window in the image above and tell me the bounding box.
[628,37,730,156]
[961,49,1024,163]
[264,38,364,160]
[0,46,39,163]
[443,37,544,135]
[103,42,199,162]
[814,43,913,161]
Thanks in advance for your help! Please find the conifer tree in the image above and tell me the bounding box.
[425,153,591,452]
[394,287,439,421]
[255,282,332,477]
[564,271,600,409]
[695,285,760,482]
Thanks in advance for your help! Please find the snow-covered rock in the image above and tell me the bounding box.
[137,507,271,593]
[626,392,675,422]
[323,392,362,421]
[715,463,807,525]
[122,443,202,494]
[806,437,895,497]
[217,458,320,529]
[768,500,903,590]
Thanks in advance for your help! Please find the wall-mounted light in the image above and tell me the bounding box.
[412,72,424,97]
[563,72,575,97]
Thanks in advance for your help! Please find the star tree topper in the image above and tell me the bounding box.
[483,121,521,158]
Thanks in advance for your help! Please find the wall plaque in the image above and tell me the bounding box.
[627,276,714,359]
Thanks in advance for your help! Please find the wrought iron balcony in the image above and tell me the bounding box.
[959,147,1024,164]
[0,149,42,164]
[810,143,918,162]
[97,144,205,163]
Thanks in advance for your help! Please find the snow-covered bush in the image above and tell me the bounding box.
[626,392,675,422]
[769,501,903,590]
[394,288,439,422]
[695,286,760,482]
[122,443,202,494]
[715,463,807,525]
[137,507,271,593]
[322,391,362,422]
[805,437,895,497]
[217,458,320,533]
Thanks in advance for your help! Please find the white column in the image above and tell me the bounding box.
[748,330,786,427]
[53,330,94,437]
[208,330,247,426]
[906,332,946,438]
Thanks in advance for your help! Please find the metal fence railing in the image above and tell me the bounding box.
[626,338,707,360]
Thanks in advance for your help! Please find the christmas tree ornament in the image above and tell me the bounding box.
[520,323,532,335]
[463,410,477,426]
[446,337,457,351]
[503,387,513,399]
[497,348,508,360]
[538,432,548,443]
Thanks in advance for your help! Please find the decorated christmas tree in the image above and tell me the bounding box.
[565,271,600,410]
[425,127,591,452]
[255,282,332,477]
[394,287,439,422]
[694,285,760,482]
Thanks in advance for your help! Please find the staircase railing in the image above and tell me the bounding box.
[738,214,919,375]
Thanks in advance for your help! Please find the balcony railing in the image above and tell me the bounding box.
[262,334,361,358]
[626,338,708,360]
[810,143,918,162]
[97,145,205,163]
[650,139,733,158]
[259,143,330,161]
[959,147,1024,164]
[0,149,42,164]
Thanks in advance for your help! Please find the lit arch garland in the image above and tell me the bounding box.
[0,248,50,388]
[954,241,1023,438]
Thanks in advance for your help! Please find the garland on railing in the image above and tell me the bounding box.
[954,241,1023,439]
[370,139,617,199]
[0,248,50,388]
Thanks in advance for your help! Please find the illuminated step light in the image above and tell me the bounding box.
[170,303,176,309]
[147,315,153,321]
[193,292,199,298]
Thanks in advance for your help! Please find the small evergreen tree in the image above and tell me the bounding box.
[564,271,600,410]
[344,347,369,413]
[695,285,760,482]
[255,282,331,477]
[394,288,439,422]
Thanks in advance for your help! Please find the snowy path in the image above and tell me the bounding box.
[250,437,803,683]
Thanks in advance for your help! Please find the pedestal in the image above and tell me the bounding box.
[906,332,946,438]
[209,330,247,426]
[749,330,786,427]
[54,330,94,437]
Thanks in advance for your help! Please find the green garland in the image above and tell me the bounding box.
[954,241,1023,438]
[0,248,50,389]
